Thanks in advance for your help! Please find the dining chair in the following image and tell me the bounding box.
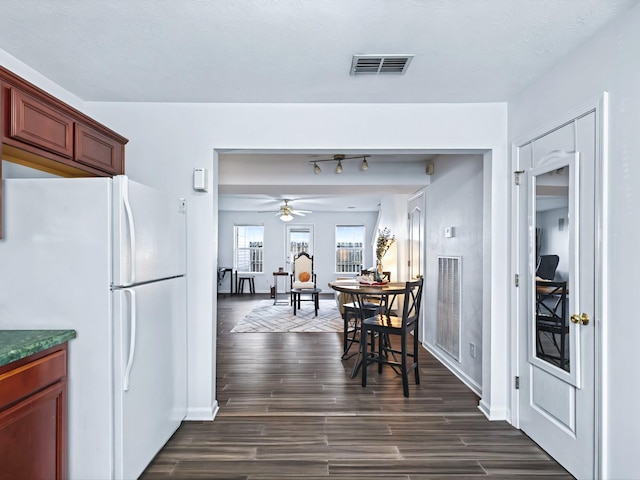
[360,278,424,397]
[342,300,380,360]
[290,252,316,304]
[342,271,395,360]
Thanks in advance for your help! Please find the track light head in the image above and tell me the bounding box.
[313,162,321,174]
[335,160,343,174]
[361,158,369,171]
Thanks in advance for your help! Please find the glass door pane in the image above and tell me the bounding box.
[285,224,313,272]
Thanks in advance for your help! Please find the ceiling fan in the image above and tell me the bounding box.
[259,199,312,222]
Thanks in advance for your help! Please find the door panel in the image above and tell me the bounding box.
[531,367,575,431]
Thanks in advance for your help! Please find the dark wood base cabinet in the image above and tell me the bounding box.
[0,344,69,480]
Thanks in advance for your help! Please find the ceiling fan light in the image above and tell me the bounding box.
[280,213,294,222]
[335,160,343,174]
[361,158,369,171]
[313,162,321,174]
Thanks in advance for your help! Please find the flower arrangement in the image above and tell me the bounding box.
[375,227,396,262]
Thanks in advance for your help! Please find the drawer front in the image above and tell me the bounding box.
[75,122,124,174]
[0,350,66,409]
[9,87,74,158]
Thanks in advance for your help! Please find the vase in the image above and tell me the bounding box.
[375,259,384,282]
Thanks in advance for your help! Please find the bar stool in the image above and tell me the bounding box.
[237,275,255,294]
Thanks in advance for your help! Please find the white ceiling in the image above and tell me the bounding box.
[0,0,636,104]
[218,152,440,212]
[1,0,636,212]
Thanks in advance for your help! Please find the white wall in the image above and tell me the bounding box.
[508,3,640,477]
[423,154,484,391]
[218,210,378,293]
[83,101,510,422]
[377,194,412,282]
[0,44,510,421]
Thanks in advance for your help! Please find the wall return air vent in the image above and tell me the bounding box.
[350,54,414,75]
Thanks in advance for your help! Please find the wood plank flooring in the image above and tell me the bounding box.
[141,294,573,479]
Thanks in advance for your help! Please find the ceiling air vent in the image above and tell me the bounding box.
[350,54,414,75]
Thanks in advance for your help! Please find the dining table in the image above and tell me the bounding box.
[328,280,408,378]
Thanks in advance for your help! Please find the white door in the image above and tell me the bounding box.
[408,191,426,339]
[515,110,598,479]
[113,276,187,479]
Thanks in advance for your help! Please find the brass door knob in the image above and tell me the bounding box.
[570,313,590,325]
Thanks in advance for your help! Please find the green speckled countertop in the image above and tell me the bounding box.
[0,330,76,368]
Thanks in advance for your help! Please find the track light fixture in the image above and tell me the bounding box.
[308,154,370,174]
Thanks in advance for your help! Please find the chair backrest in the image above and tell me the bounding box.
[536,255,559,280]
[400,278,424,330]
[293,252,313,280]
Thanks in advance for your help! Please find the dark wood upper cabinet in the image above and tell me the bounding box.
[9,86,74,159]
[75,122,124,175]
[0,65,128,238]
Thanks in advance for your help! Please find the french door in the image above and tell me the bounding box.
[285,224,314,272]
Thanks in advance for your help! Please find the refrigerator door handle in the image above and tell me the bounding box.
[123,288,137,392]
[122,180,137,285]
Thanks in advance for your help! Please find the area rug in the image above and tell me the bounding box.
[231,299,344,333]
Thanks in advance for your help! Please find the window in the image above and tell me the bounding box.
[234,225,264,273]
[335,225,365,273]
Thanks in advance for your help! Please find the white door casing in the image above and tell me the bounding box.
[512,95,605,480]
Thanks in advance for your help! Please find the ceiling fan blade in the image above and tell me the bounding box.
[257,210,279,213]
[291,211,306,216]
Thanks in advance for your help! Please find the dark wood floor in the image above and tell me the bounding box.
[141,294,572,479]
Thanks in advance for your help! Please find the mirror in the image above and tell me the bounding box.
[533,165,571,372]
[409,207,422,280]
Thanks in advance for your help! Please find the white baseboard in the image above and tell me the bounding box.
[479,399,507,421]
[478,399,491,419]
[185,400,219,421]
[423,341,482,397]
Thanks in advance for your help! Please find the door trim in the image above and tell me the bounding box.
[510,92,607,478]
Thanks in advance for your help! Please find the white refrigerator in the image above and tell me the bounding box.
[0,175,187,479]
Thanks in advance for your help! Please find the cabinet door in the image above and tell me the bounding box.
[0,381,66,480]
[74,121,124,174]
[8,86,74,158]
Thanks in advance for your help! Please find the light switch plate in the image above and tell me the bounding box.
[194,168,208,192]
[444,226,454,238]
